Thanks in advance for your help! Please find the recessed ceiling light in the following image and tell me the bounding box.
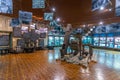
[99,21,103,25]
[100,6,104,10]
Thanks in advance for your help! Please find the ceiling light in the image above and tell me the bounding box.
[99,21,103,25]
[100,6,104,10]
[90,28,93,31]
[93,26,96,28]
[52,8,56,12]
[108,8,112,11]
[56,18,60,22]
[83,25,86,27]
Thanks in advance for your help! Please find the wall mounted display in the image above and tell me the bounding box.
[106,23,120,33]
[115,0,120,16]
[44,13,53,21]
[10,18,20,27]
[32,0,45,8]
[92,0,112,11]
[19,10,32,24]
[0,35,9,46]
[94,25,106,33]
[0,0,13,14]
[94,23,120,33]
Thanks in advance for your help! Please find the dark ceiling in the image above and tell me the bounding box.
[1,0,120,25]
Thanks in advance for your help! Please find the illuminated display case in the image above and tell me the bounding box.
[107,37,114,48]
[115,37,120,48]
[99,34,106,47]
[93,37,99,46]
[106,33,114,48]
[99,37,106,46]
[93,34,99,46]
[48,36,64,47]
[55,37,59,46]
[82,36,92,45]
[48,36,54,46]
[60,37,64,45]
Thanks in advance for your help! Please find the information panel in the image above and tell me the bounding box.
[32,0,45,8]
[0,0,13,14]
[116,0,120,16]
[19,10,32,24]
[92,0,112,11]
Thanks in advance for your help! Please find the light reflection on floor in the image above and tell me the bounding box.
[48,47,61,63]
[48,47,120,70]
[93,49,120,70]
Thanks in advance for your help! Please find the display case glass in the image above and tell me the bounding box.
[54,37,59,46]
[59,37,64,45]
[93,37,99,46]
[48,36,54,46]
[48,36,64,47]
[99,37,106,46]
[107,37,114,48]
[115,37,120,48]
[82,36,92,44]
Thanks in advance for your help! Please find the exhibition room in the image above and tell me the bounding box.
[0,0,120,80]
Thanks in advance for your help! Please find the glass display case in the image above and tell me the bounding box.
[48,36,64,47]
[82,36,92,44]
[93,37,99,46]
[59,36,64,46]
[99,37,106,46]
[115,37,120,48]
[106,37,114,48]
[54,37,59,46]
[48,36,54,46]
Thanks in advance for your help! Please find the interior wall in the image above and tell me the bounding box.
[0,15,13,32]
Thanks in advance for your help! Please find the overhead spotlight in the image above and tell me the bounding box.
[100,6,104,10]
[93,26,96,28]
[83,25,86,27]
[56,18,60,22]
[90,28,93,31]
[108,8,112,11]
[52,8,56,12]
[99,21,103,25]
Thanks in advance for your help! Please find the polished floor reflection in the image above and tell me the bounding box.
[93,49,120,70]
[0,48,120,80]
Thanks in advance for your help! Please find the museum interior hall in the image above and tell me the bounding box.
[0,0,120,80]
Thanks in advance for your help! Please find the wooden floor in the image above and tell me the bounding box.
[0,49,120,80]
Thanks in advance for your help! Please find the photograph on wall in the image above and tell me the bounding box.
[115,0,120,16]
[0,35,9,46]
[0,0,13,14]
[106,23,120,32]
[44,13,54,21]
[32,0,45,8]
[94,25,106,33]
[10,18,20,27]
[19,10,32,24]
[92,0,112,11]
[93,23,120,33]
